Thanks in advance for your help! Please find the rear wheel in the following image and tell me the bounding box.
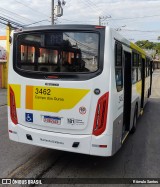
[130,105,138,134]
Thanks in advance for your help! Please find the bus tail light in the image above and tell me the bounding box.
[92,92,109,136]
[10,86,18,125]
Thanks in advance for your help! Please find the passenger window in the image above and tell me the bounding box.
[138,68,141,81]
[115,43,123,92]
[132,52,139,84]
[146,58,151,77]
[148,60,151,76]
[115,44,122,66]
[138,55,141,81]
[132,68,137,84]
[146,58,149,77]
[116,69,123,90]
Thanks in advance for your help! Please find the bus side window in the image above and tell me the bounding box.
[138,55,142,81]
[146,58,148,77]
[132,52,138,84]
[148,60,151,76]
[115,43,123,92]
[146,58,150,77]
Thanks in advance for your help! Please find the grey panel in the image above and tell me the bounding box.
[130,97,140,131]
[112,113,123,155]
[112,97,140,155]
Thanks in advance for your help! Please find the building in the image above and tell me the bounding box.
[144,49,160,69]
[153,53,160,69]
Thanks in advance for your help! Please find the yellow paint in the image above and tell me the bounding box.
[26,86,90,113]
[8,84,21,108]
[4,25,11,88]
[142,54,146,59]
[2,62,7,88]
[122,132,129,144]
[1,63,4,88]
[130,42,146,56]
[26,86,33,109]
[136,80,142,95]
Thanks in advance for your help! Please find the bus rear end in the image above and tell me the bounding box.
[8,25,112,156]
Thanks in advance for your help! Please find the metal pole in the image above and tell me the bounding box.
[99,16,101,26]
[51,0,54,25]
[5,22,11,88]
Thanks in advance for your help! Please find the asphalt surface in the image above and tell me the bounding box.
[0,70,160,186]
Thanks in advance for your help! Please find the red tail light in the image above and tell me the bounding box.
[10,86,18,125]
[95,26,105,29]
[92,92,109,136]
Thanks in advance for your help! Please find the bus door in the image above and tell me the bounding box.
[141,58,145,108]
[123,51,132,135]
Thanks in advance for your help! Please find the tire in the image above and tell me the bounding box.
[130,106,138,134]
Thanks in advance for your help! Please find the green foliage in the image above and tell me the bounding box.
[135,40,160,54]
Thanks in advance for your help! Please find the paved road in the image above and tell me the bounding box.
[0,70,160,186]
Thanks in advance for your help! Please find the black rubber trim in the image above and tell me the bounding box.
[13,25,105,81]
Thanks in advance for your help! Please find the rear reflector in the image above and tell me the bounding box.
[9,130,17,134]
[9,86,18,125]
[92,92,109,136]
[92,144,107,148]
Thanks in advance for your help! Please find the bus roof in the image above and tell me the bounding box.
[16,24,105,32]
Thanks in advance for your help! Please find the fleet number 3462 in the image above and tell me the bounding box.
[35,88,51,95]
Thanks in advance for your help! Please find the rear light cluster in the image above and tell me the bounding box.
[92,92,109,136]
[95,26,105,29]
[9,86,18,125]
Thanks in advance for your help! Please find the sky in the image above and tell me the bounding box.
[0,0,160,42]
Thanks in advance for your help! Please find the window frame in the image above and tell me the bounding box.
[13,27,105,81]
[115,42,123,92]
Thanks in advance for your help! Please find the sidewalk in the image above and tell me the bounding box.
[151,69,160,98]
[0,89,7,106]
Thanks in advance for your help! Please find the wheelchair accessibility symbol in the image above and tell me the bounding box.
[25,113,33,122]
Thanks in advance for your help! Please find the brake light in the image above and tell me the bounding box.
[9,86,18,125]
[92,92,109,136]
[95,26,105,29]
[47,76,59,79]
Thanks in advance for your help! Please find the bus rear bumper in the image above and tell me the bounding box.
[8,122,112,157]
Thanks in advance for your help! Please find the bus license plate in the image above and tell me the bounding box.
[42,116,61,125]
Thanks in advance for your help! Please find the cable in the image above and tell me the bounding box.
[14,0,49,18]
[122,29,160,33]
[0,6,35,23]
[24,19,51,27]
[110,14,160,21]
[0,12,25,25]
[79,0,101,15]
[60,18,97,23]
[87,0,122,29]
[0,20,7,26]
[0,16,23,27]
[0,23,6,28]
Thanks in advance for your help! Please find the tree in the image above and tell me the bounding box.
[135,40,160,55]
[135,40,156,49]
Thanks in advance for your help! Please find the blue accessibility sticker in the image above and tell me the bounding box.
[25,113,33,122]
